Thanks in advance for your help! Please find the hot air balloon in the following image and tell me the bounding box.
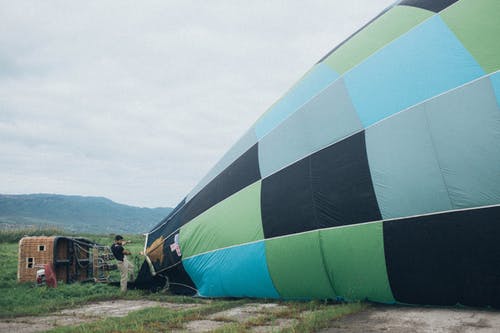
[137,0,500,308]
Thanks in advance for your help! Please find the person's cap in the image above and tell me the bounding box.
[115,235,124,241]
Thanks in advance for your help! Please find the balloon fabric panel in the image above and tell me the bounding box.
[320,222,395,303]
[365,99,454,220]
[490,72,500,108]
[441,0,500,74]
[383,206,500,307]
[179,181,264,259]
[254,63,339,140]
[422,74,500,209]
[183,241,279,298]
[344,15,485,128]
[265,231,336,299]
[399,0,459,12]
[258,78,362,178]
[187,129,257,202]
[322,5,433,74]
[141,0,500,307]
[261,131,381,238]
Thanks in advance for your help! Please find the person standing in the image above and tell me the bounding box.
[111,235,134,292]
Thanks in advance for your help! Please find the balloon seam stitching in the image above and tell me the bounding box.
[181,203,500,261]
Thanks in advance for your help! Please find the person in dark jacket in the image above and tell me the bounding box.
[111,235,134,292]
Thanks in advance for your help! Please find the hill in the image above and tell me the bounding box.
[0,194,172,234]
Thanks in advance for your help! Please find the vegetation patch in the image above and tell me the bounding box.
[0,231,148,318]
[47,300,249,333]
[284,301,368,332]
[0,226,64,243]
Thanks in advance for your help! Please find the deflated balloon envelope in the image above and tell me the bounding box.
[139,0,500,307]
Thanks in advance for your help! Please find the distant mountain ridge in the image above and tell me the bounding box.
[0,194,173,234]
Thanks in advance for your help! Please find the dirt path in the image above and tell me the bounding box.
[319,305,500,333]
[2,301,500,333]
[0,301,297,333]
[0,300,201,333]
[0,301,301,333]
[173,303,295,333]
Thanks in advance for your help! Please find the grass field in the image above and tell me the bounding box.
[0,230,148,318]
[0,227,366,332]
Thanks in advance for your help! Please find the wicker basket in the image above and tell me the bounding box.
[18,236,113,284]
[18,236,56,283]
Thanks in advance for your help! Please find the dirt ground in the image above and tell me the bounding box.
[172,303,295,333]
[319,305,500,333]
[0,300,201,333]
[0,301,295,333]
[1,301,500,333]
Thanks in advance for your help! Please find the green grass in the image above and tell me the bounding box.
[47,299,249,333]
[0,226,145,247]
[0,242,19,289]
[0,226,65,243]
[0,230,151,318]
[285,301,368,332]
[210,301,368,333]
[2,282,133,318]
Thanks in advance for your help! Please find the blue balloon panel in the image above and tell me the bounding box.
[182,241,279,298]
[344,15,484,128]
[423,74,500,208]
[366,106,452,220]
[255,63,339,139]
[490,72,500,108]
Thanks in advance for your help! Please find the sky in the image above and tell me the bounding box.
[0,0,394,208]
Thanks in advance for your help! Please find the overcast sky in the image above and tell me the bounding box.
[0,0,394,208]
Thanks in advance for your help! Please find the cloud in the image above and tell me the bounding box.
[0,0,394,207]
